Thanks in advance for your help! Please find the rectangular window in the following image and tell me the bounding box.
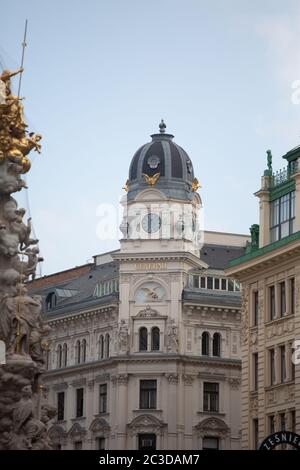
[269,415,275,434]
[200,277,206,288]
[269,286,275,321]
[228,279,234,291]
[221,279,227,291]
[291,343,295,381]
[280,346,286,383]
[74,441,82,450]
[202,437,219,450]
[290,278,295,315]
[76,388,84,418]
[203,382,219,412]
[253,291,259,326]
[96,437,105,450]
[138,434,156,451]
[214,278,220,290]
[253,353,258,391]
[193,276,199,288]
[207,277,213,289]
[57,392,65,421]
[99,384,107,414]
[234,280,240,292]
[270,191,295,242]
[253,419,259,450]
[140,380,157,409]
[280,413,286,431]
[270,349,275,386]
[280,282,286,317]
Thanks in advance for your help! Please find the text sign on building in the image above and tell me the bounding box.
[259,432,300,450]
[135,262,167,270]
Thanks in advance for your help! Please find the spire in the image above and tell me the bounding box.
[159,119,166,134]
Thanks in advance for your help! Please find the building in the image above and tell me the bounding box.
[30,123,248,450]
[226,146,300,449]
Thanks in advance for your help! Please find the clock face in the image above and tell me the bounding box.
[142,213,161,234]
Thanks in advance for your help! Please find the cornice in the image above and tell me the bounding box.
[112,251,208,269]
[46,303,118,326]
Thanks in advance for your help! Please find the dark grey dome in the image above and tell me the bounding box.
[127,121,195,201]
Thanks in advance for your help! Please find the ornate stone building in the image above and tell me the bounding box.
[226,146,300,449]
[30,123,248,450]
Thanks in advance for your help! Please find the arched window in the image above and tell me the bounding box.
[82,339,87,363]
[202,332,210,356]
[75,340,81,364]
[151,327,160,351]
[57,344,62,368]
[99,335,104,359]
[105,334,110,358]
[46,292,57,311]
[213,333,221,357]
[139,327,148,351]
[63,343,68,367]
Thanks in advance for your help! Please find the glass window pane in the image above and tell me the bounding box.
[207,277,213,289]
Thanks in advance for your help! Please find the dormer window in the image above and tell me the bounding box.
[270,191,295,242]
[46,292,57,311]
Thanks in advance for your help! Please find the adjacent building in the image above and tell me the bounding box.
[226,146,300,449]
[30,123,248,450]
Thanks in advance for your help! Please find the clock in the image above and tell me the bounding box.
[142,213,161,234]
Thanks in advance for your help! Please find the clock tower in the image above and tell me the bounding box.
[114,121,207,355]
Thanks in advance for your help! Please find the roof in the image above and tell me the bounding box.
[200,244,246,270]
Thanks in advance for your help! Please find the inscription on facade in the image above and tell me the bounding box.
[135,262,167,270]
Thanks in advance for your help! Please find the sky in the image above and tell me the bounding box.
[1,0,300,275]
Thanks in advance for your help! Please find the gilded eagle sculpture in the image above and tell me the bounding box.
[142,172,160,186]
[192,177,201,192]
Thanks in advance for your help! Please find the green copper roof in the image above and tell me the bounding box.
[228,230,300,268]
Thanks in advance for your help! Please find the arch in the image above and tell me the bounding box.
[213,333,221,357]
[134,188,167,202]
[68,422,87,440]
[82,339,87,363]
[105,333,110,358]
[75,340,81,364]
[89,417,110,435]
[139,327,148,351]
[127,414,167,436]
[63,343,68,367]
[57,344,62,368]
[201,332,210,356]
[48,425,67,445]
[131,276,170,302]
[99,335,104,359]
[194,417,230,438]
[151,327,160,351]
[46,292,57,310]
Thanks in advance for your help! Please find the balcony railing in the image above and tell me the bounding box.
[270,160,298,188]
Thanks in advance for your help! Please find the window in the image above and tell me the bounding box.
[253,419,259,450]
[46,292,57,310]
[253,353,258,391]
[221,279,227,290]
[76,388,84,418]
[207,277,213,289]
[214,278,220,290]
[138,434,156,451]
[99,335,104,359]
[75,340,81,364]
[280,346,286,383]
[270,191,295,242]
[74,441,82,450]
[57,344,62,369]
[63,343,68,367]
[200,277,206,288]
[280,282,286,317]
[140,380,157,409]
[280,413,286,431]
[202,437,219,450]
[228,279,234,291]
[253,291,259,326]
[105,333,110,358]
[151,327,160,351]
[193,276,199,288]
[139,327,148,351]
[269,286,275,321]
[99,384,107,413]
[290,278,295,315]
[269,415,275,434]
[82,339,87,363]
[202,332,210,356]
[212,333,221,357]
[96,438,105,450]
[270,349,275,385]
[203,382,219,412]
[57,392,65,421]
[291,342,295,381]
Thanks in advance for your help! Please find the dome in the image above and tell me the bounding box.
[127,120,196,201]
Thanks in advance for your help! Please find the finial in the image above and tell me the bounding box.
[266,149,272,172]
[159,119,166,133]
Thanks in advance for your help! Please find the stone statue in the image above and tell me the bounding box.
[118,319,129,353]
[267,149,272,172]
[250,224,259,251]
[167,319,179,353]
[0,66,50,450]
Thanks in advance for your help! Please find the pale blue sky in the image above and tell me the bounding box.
[1,0,300,274]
